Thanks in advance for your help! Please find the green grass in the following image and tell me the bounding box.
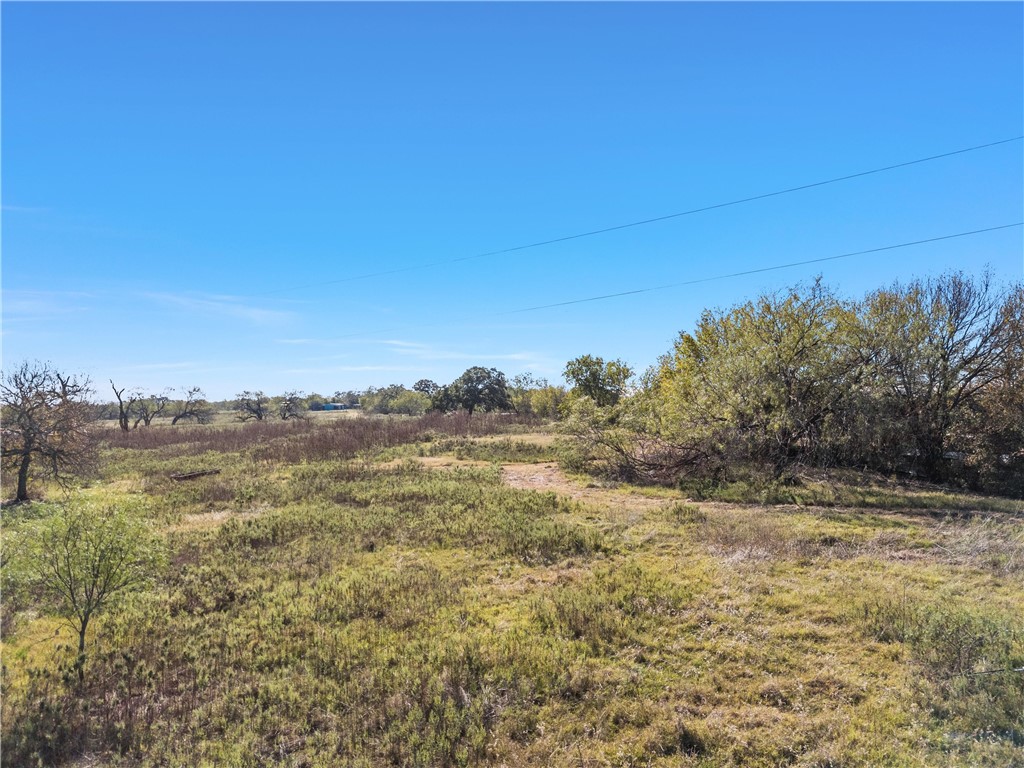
[2,416,1022,767]
[375,434,559,464]
[674,466,1024,514]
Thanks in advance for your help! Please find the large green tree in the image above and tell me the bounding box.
[856,272,1013,482]
[658,280,855,476]
[433,367,514,416]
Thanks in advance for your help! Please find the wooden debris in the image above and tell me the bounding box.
[170,469,221,481]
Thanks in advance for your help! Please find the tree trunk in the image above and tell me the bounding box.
[16,451,31,502]
[77,619,88,684]
[918,442,948,484]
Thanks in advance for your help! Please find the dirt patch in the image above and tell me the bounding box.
[501,462,673,512]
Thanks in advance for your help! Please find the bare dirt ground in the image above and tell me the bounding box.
[386,453,675,514]
[501,461,671,512]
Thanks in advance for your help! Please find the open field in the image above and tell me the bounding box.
[2,416,1022,767]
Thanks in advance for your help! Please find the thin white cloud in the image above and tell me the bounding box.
[383,341,535,362]
[1,205,49,213]
[144,292,293,326]
[2,290,96,319]
[280,364,422,375]
[275,337,548,368]
[107,361,200,373]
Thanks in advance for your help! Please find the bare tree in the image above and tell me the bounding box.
[171,387,213,425]
[133,390,172,427]
[235,390,270,421]
[1,361,96,502]
[277,390,307,420]
[110,380,141,432]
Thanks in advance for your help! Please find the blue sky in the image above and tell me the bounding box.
[3,2,1022,401]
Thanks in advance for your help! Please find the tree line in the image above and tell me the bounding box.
[0,363,565,503]
[3,270,1020,503]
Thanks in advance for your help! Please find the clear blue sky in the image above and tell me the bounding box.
[3,2,1022,401]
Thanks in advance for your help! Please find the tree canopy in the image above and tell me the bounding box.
[431,367,515,416]
[564,355,633,408]
[29,498,165,682]
[564,273,1024,494]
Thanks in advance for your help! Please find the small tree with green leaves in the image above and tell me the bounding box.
[563,355,633,408]
[30,499,165,683]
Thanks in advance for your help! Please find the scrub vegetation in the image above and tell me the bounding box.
[2,271,1022,766]
[2,412,1022,767]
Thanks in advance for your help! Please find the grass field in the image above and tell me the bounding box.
[2,414,1022,767]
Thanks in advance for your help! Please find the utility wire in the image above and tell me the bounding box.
[257,135,1022,297]
[499,223,1024,315]
[331,222,1022,339]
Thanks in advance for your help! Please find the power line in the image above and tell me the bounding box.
[500,223,1024,314]
[332,222,1022,338]
[257,135,1022,296]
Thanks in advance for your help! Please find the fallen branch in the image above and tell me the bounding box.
[170,469,221,481]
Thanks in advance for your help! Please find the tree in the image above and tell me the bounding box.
[529,384,568,419]
[361,384,403,414]
[234,390,270,421]
[361,385,430,416]
[1,362,96,503]
[960,285,1024,493]
[276,390,307,420]
[857,271,1012,482]
[429,385,460,414]
[564,355,634,407]
[658,279,856,476]
[433,367,514,416]
[412,379,440,396]
[171,387,213,425]
[508,373,544,416]
[390,390,430,416]
[30,499,165,683]
[133,390,171,427]
[109,381,140,432]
